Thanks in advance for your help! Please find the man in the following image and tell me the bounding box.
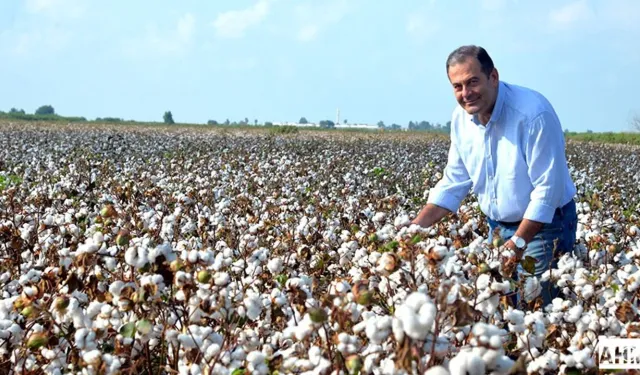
[411,45,577,307]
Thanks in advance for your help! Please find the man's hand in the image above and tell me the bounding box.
[503,239,525,261]
[500,218,543,262]
[411,203,450,229]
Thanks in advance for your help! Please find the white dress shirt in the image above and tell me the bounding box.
[427,80,576,224]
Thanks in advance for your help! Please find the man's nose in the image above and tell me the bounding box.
[462,86,472,98]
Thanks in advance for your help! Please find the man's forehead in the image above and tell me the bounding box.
[448,61,481,83]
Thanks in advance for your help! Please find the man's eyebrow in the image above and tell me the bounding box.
[452,76,479,85]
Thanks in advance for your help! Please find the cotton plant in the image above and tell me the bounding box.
[0,122,638,374]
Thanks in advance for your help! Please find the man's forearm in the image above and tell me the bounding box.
[411,203,451,228]
[506,219,544,259]
[514,219,543,243]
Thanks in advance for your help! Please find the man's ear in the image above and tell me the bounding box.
[490,68,499,86]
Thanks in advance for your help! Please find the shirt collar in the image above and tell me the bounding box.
[470,80,506,129]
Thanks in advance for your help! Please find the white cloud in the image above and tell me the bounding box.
[406,12,440,43]
[212,0,270,39]
[2,28,71,57]
[0,0,84,56]
[548,0,594,30]
[294,0,353,42]
[177,13,196,41]
[597,0,640,33]
[25,0,86,19]
[547,0,640,35]
[123,13,197,58]
[481,0,508,11]
[297,25,319,42]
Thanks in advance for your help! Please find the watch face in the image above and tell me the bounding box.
[514,237,526,248]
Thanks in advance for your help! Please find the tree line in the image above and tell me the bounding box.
[2,105,565,135]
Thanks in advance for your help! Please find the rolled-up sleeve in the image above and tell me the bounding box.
[523,111,566,223]
[427,133,473,213]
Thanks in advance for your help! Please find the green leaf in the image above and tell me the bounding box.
[612,283,619,293]
[383,240,399,252]
[231,368,246,375]
[410,234,422,245]
[136,319,152,335]
[119,322,136,339]
[521,256,537,275]
[275,274,288,286]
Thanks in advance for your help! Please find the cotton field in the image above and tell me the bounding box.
[0,122,639,375]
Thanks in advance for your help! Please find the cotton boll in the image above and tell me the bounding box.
[267,257,283,274]
[493,355,515,374]
[565,305,584,323]
[394,213,410,228]
[364,315,392,345]
[82,349,102,366]
[394,292,435,341]
[448,351,484,375]
[425,365,450,375]
[372,212,386,223]
[92,231,104,246]
[177,334,199,349]
[580,284,594,299]
[476,274,491,291]
[214,272,230,286]
[247,351,269,375]
[124,246,148,269]
[465,352,486,375]
[392,316,405,342]
[524,277,542,303]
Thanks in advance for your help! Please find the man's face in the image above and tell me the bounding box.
[447,58,499,117]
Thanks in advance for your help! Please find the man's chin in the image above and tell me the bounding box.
[463,105,480,115]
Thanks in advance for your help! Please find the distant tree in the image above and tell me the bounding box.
[632,114,640,132]
[224,119,230,125]
[377,121,385,128]
[344,119,347,124]
[35,105,55,115]
[163,111,174,124]
[586,129,593,133]
[391,123,401,130]
[264,121,273,127]
[207,120,218,125]
[9,108,25,114]
[319,120,335,128]
[299,117,308,124]
[254,119,258,126]
[244,117,249,125]
[408,121,415,130]
[97,117,123,123]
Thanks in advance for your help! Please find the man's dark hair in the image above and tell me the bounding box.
[446,45,494,78]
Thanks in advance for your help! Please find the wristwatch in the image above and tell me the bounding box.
[511,235,527,249]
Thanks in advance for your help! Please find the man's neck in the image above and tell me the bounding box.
[477,92,498,125]
[477,108,493,125]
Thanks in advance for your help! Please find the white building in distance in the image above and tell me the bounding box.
[271,121,380,130]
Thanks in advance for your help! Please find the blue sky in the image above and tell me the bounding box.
[1,0,639,132]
